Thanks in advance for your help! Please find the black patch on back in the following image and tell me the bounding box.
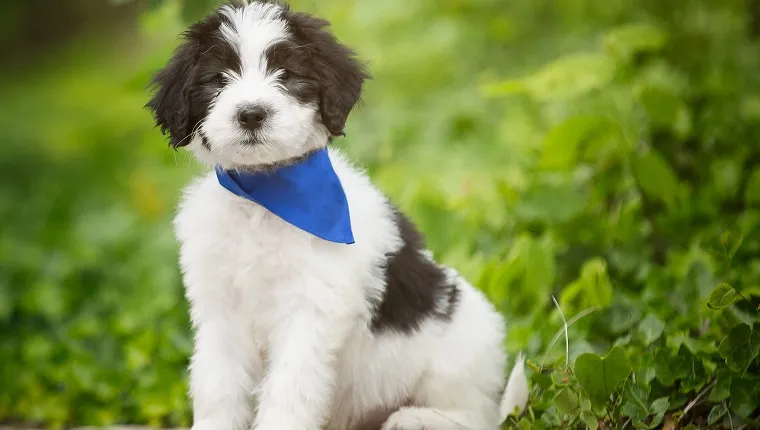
[370,208,460,334]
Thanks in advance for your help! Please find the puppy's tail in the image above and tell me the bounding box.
[499,354,530,423]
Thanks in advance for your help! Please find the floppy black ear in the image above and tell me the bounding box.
[317,43,369,137]
[146,40,199,148]
[288,12,370,137]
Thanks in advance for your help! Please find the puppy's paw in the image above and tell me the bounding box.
[252,417,305,430]
[193,419,245,430]
[191,420,217,430]
[381,408,430,430]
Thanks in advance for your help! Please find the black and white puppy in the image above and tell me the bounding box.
[147,1,528,429]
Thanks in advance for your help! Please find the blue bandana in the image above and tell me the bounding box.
[215,148,355,244]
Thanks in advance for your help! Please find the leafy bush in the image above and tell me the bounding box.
[0,18,196,425]
[480,1,760,427]
[0,0,758,428]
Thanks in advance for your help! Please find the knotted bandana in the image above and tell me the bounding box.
[215,148,355,244]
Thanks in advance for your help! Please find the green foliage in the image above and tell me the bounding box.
[2,0,760,428]
[637,313,665,346]
[708,284,738,310]
[719,325,760,375]
[574,346,632,408]
[490,0,760,426]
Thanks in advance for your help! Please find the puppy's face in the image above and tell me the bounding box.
[147,1,368,169]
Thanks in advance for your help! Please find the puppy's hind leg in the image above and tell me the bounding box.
[382,281,518,430]
[382,357,530,430]
[381,338,505,429]
[380,376,501,430]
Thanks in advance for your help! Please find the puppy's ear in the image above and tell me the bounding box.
[146,40,199,148]
[288,13,370,137]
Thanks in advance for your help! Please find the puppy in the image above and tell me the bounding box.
[146,1,528,429]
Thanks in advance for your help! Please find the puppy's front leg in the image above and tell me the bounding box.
[190,320,262,430]
[253,295,354,430]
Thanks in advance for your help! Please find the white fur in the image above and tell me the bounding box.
[500,357,530,421]
[195,2,328,169]
[173,2,528,430]
[177,150,527,430]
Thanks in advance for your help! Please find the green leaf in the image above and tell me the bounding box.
[581,410,599,429]
[637,85,691,137]
[540,116,610,169]
[633,353,657,388]
[479,79,526,98]
[579,392,592,412]
[517,417,535,430]
[730,378,760,418]
[560,258,613,314]
[523,52,616,101]
[710,158,742,202]
[702,358,717,375]
[745,168,760,204]
[614,333,633,347]
[554,388,579,418]
[678,358,710,394]
[632,150,680,208]
[603,23,667,58]
[541,406,563,427]
[637,313,665,346]
[596,303,642,336]
[708,283,737,310]
[707,403,727,425]
[621,384,649,421]
[526,359,542,374]
[718,324,760,374]
[709,369,732,402]
[574,346,632,407]
[523,236,556,305]
[482,234,554,315]
[718,229,746,262]
[655,348,691,386]
[650,397,670,415]
[666,331,714,355]
[621,384,670,429]
[517,417,533,430]
[646,398,670,429]
[515,182,587,224]
[551,369,571,387]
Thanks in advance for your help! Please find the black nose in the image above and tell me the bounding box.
[237,106,268,131]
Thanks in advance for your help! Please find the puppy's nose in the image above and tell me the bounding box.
[237,106,268,131]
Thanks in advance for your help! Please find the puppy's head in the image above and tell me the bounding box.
[146,1,369,169]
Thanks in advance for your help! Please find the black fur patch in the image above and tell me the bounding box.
[146,8,241,148]
[201,135,211,150]
[265,39,323,104]
[280,8,370,136]
[370,209,460,334]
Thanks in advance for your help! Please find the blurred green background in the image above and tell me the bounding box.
[1,0,760,428]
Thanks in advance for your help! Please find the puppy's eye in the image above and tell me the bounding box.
[280,69,291,81]
[214,73,227,86]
